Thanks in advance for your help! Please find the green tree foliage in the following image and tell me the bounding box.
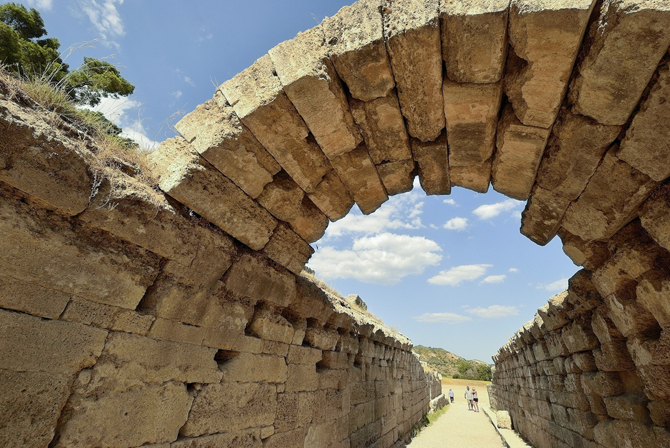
[0,3,134,106]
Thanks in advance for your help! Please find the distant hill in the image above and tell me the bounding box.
[413,346,492,381]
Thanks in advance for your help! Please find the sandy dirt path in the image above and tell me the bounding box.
[406,379,505,448]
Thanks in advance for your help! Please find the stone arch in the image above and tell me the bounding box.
[1,0,670,447]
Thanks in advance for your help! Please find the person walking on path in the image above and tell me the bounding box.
[472,388,480,412]
[448,389,454,403]
[465,386,474,411]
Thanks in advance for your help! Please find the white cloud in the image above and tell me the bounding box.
[308,233,442,285]
[481,275,506,284]
[444,217,468,231]
[466,305,519,319]
[413,313,472,323]
[325,191,424,238]
[509,268,519,273]
[428,264,492,286]
[473,199,524,220]
[27,0,53,10]
[86,96,159,150]
[170,90,183,100]
[538,278,569,292]
[443,199,457,206]
[78,0,125,48]
[184,76,195,87]
[511,210,522,219]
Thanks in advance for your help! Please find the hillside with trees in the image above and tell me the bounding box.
[414,345,492,381]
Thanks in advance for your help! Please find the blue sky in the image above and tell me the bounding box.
[19,0,579,362]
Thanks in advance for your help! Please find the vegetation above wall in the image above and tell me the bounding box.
[414,345,492,381]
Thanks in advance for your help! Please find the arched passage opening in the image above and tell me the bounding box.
[0,0,669,447]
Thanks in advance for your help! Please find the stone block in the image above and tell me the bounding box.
[376,159,415,196]
[443,79,502,166]
[536,109,621,201]
[313,388,347,423]
[439,0,509,83]
[171,430,262,448]
[262,223,314,275]
[257,171,329,243]
[149,137,277,251]
[248,307,295,344]
[492,105,551,200]
[94,332,222,384]
[637,365,670,401]
[562,319,599,354]
[0,190,160,309]
[505,0,594,128]
[581,372,624,397]
[285,364,320,392]
[0,274,69,319]
[569,1,670,125]
[383,0,445,141]
[220,55,330,193]
[305,327,340,351]
[562,151,658,241]
[175,91,280,198]
[323,0,395,101]
[0,310,107,375]
[636,269,670,328]
[618,62,670,181]
[330,143,388,214]
[181,382,276,437]
[649,400,670,427]
[307,169,355,221]
[603,395,650,421]
[287,345,323,365]
[572,352,598,373]
[593,341,635,372]
[558,229,610,271]
[640,187,670,252]
[320,369,349,390]
[291,277,335,322]
[593,419,661,448]
[603,288,659,338]
[450,159,491,193]
[411,132,449,195]
[349,93,412,165]
[219,352,287,384]
[269,26,362,158]
[54,382,192,448]
[275,391,315,432]
[496,410,512,429]
[263,428,308,448]
[321,351,350,370]
[0,99,93,215]
[521,185,571,245]
[0,370,71,448]
[147,318,206,346]
[223,253,296,308]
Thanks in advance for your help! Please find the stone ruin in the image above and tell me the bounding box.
[1,0,670,447]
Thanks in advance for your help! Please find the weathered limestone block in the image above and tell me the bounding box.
[617,63,670,181]
[171,430,262,448]
[383,0,445,141]
[637,365,670,401]
[150,137,277,251]
[291,277,335,323]
[536,110,622,200]
[307,169,355,221]
[604,292,659,339]
[594,419,663,448]
[349,94,412,164]
[220,55,330,193]
[323,0,395,101]
[148,318,207,346]
[572,351,598,373]
[262,223,314,275]
[562,151,658,241]
[649,401,670,427]
[263,428,308,448]
[450,159,491,193]
[257,171,328,243]
[0,370,71,448]
[305,327,340,351]
[0,309,107,375]
[538,291,570,331]
[305,420,342,447]
[0,98,93,215]
[640,187,670,252]
[443,79,503,166]
[222,253,296,308]
[286,364,320,392]
[93,332,222,384]
[330,143,388,214]
[275,391,316,432]
[521,185,572,245]
[505,0,595,128]
[636,269,670,327]
[219,352,288,384]
[492,105,551,200]
[248,307,295,344]
[287,345,323,365]
[594,341,636,372]
[411,132,450,195]
[0,188,160,309]
[558,229,610,271]
[175,91,280,198]
[440,0,509,83]
[62,297,154,335]
[0,274,69,319]
[269,26,361,158]
[376,159,415,196]
[55,382,193,448]
[569,0,670,125]
[562,319,600,353]
[181,382,276,437]
[581,372,625,397]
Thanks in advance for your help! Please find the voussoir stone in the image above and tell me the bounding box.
[307,169,355,221]
[0,274,69,319]
[269,26,362,158]
[324,0,395,101]
[223,253,296,308]
[376,159,415,196]
[220,55,330,193]
[639,186,670,252]
[450,159,492,193]
[149,137,277,251]
[521,185,572,245]
[262,223,314,275]
[569,0,670,125]
[505,0,595,128]
[383,0,445,141]
[175,91,280,199]
[439,0,509,83]
[411,132,450,195]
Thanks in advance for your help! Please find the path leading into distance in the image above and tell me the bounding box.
[407,382,505,448]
